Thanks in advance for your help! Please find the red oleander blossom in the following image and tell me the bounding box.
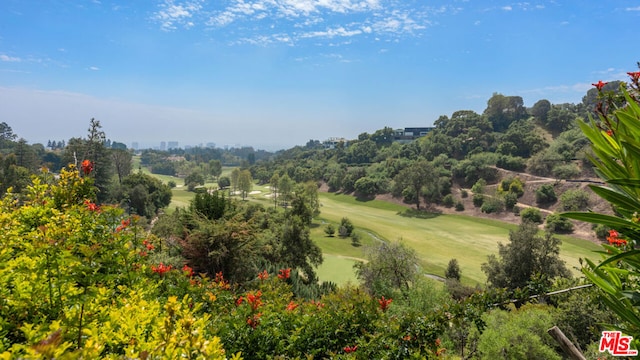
[607,229,628,246]
[246,290,263,311]
[81,160,93,175]
[278,268,291,280]
[378,296,392,312]
[182,264,194,277]
[142,239,155,251]
[151,262,172,275]
[116,218,131,232]
[257,270,269,281]
[286,301,298,311]
[592,80,608,90]
[247,313,262,329]
[343,345,358,353]
[83,199,100,212]
[628,71,640,81]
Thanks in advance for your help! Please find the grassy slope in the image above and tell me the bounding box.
[315,193,601,285]
[133,157,601,286]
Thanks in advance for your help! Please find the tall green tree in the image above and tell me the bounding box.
[209,159,222,180]
[238,169,253,200]
[484,93,528,132]
[111,148,132,184]
[230,168,240,194]
[270,173,279,208]
[354,241,420,298]
[393,159,437,209]
[117,172,172,217]
[278,174,293,207]
[481,222,570,290]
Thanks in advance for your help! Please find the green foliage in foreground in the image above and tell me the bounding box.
[563,76,640,349]
[0,165,454,358]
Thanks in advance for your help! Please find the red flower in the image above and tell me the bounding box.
[286,301,298,311]
[235,296,244,306]
[151,262,172,275]
[214,272,230,290]
[606,129,613,136]
[246,290,263,311]
[378,296,392,312]
[628,71,640,81]
[278,268,291,280]
[81,160,94,175]
[83,199,100,212]
[592,80,608,90]
[182,265,194,277]
[607,229,628,246]
[139,250,147,257]
[257,270,269,281]
[116,218,131,232]
[247,313,262,329]
[143,239,155,251]
[343,345,358,353]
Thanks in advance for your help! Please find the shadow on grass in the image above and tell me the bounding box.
[355,195,376,202]
[398,208,442,220]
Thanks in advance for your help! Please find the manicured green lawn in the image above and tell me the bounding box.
[137,161,602,286]
[315,254,360,286]
[316,193,602,285]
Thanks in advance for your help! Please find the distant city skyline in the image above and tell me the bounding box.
[1,1,639,151]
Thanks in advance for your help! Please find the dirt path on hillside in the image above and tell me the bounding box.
[320,179,603,245]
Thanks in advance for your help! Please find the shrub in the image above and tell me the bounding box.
[460,189,468,198]
[472,194,484,207]
[545,213,574,233]
[503,192,518,211]
[217,176,231,189]
[496,155,527,171]
[552,163,581,179]
[442,194,455,207]
[481,197,504,214]
[473,305,562,360]
[339,217,354,237]
[445,279,476,300]
[498,177,525,197]
[324,224,336,237]
[455,201,465,211]
[471,178,486,194]
[520,207,543,224]
[592,223,610,240]
[535,184,557,205]
[168,180,177,188]
[559,189,590,211]
[351,232,361,247]
[445,259,461,281]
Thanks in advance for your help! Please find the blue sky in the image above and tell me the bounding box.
[1,1,639,150]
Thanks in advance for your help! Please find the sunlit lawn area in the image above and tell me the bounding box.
[138,160,601,286]
[316,193,602,285]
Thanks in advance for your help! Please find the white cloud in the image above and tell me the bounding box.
[625,6,640,11]
[501,6,512,11]
[153,1,447,47]
[0,54,21,62]
[153,0,203,31]
[300,26,363,38]
[89,66,100,71]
